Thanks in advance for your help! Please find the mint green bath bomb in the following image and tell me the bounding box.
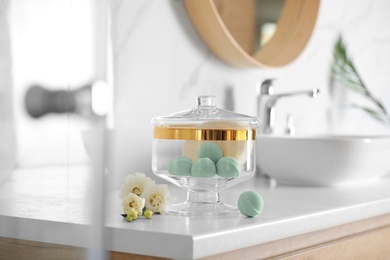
[197,142,223,164]
[191,158,216,178]
[216,157,240,178]
[168,156,192,176]
[238,191,264,217]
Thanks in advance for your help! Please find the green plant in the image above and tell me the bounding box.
[331,35,390,127]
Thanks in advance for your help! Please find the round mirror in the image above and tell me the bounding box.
[184,0,320,68]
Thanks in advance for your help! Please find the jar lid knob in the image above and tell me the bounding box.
[197,95,216,107]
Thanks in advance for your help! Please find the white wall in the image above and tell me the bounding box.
[109,0,390,186]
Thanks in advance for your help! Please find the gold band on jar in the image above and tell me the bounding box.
[153,127,256,141]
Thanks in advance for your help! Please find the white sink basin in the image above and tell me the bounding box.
[257,135,390,186]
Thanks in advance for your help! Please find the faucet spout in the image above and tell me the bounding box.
[266,88,320,108]
[257,79,319,134]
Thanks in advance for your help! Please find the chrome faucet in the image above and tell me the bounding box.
[257,79,319,134]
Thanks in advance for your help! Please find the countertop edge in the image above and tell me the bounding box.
[105,226,194,259]
[0,215,90,249]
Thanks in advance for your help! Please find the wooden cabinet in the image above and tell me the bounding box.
[202,213,390,260]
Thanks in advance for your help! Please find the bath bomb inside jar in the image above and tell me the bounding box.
[168,156,192,176]
[216,156,240,178]
[197,142,223,164]
[191,157,216,177]
[182,140,205,162]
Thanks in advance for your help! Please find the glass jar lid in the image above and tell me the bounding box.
[152,96,261,141]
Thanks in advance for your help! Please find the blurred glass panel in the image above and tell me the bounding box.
[0,0,110,259]
[0,0,16,184]
[9,0,96,168]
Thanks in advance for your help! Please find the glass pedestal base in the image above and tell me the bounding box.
[168,190,239,216]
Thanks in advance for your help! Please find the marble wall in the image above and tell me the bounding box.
[109,0,390,186]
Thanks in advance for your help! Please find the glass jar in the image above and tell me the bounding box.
[152,96,260,215]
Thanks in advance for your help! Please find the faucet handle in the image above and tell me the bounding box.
[285,114,295,136]
[259,79,276,95]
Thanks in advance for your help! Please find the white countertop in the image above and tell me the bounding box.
[1,165,390,259]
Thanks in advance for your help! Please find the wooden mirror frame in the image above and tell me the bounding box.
[184,0,320,68]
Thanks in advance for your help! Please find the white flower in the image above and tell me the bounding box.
[121,193,145,215]
[142,183,176,214]
[119,172,155,199]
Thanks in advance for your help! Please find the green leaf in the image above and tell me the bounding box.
[331,34,390,128]
[352,104,386,123]
[372,98,388,114]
